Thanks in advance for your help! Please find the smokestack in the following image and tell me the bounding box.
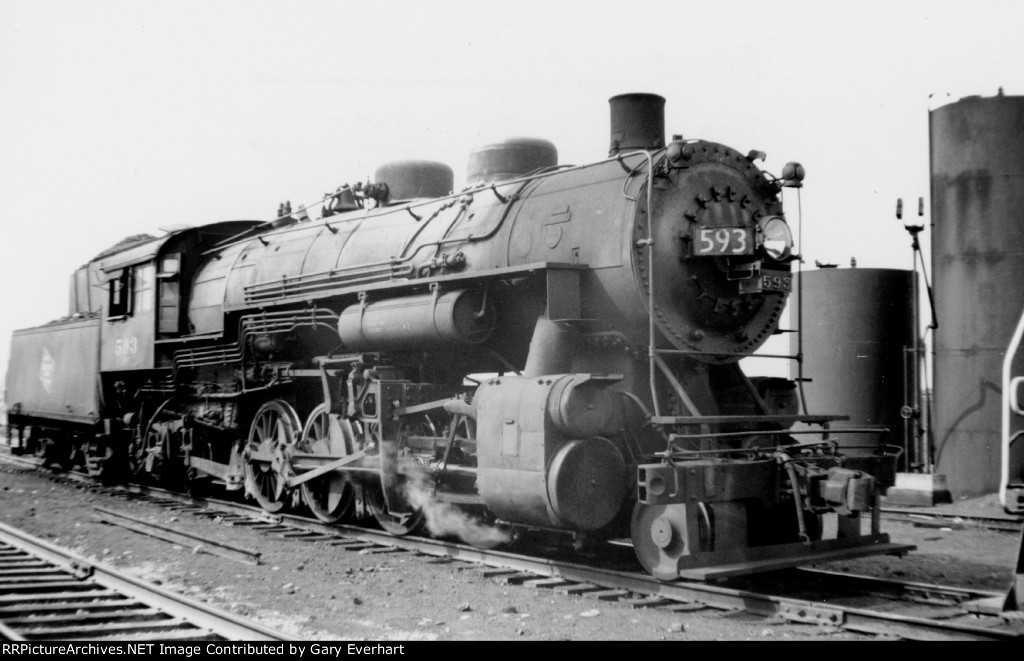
[608,93,666,156]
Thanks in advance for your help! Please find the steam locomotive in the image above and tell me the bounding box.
[4,94,908,580]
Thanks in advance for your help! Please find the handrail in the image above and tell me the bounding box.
[1000,302,1024,509]
[618,150,661,418]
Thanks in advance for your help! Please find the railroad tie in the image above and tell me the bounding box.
[554,584,606,596]
[523,578,574,590]
[495,573,540,586]
[623,597,677,609]
[587,589,632,602]
[477,568,520,579]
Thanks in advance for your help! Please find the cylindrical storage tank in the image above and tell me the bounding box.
[790,268,914,458]
[608,93,665,155]
[466,137,558,186]
[373,160,453,201]
[931,92,1024,497]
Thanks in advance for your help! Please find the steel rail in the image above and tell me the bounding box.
[371,543,1021,641]
[0,520,293,641]
[879,506,1022,532]
[92,506,262,565]
[168,494,1023,641]
[4,450,1022,640]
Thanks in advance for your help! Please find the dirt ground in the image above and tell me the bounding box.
[0,462,1020,642]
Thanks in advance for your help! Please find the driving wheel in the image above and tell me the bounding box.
[244,399,300,513]
[296,404,356,523]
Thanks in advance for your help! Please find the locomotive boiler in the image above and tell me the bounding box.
[5,94,909,580]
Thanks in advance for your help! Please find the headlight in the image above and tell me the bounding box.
[758,216,793,260]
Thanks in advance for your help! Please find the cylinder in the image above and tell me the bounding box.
[608,93,665,155]
[474,376,626,531]
[373,160,453,201]
[338,290,495,351]
[466,137,558,186]
[931,92,1024,496]
[790,268,914,456]
[546,437,627,530]
[546,375,619,439]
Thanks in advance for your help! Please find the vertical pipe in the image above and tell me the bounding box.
[795,190,809,416]
[902,345,911,472]
[911,247,922,470]
[640,151,661,418]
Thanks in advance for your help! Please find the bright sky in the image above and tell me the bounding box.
[0,0,1020,385]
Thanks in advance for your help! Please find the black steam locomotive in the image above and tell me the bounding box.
[4,94,907,580]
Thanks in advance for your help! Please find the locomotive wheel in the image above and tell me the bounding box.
[244,399,300,514]
[296,404,356,524]
[363,418,426,536]
[135,397,177,482]
[365,482,426,536]
[34,434,71,470]
[85,443,119,484]
[630,501,713,580]
[142,422,174,484]
[32,434,49,460]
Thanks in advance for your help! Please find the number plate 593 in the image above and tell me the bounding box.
[738,270,792,294]
[693,226,754,256]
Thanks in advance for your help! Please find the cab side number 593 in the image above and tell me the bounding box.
[115,336,138,356]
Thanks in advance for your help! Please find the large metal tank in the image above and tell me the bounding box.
[5,317,102,425]
[791,267,914,459]
[931,91,1024,496]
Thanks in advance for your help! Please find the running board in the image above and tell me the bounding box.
[675,535,916,581]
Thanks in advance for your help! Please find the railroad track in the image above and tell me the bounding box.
[880,507,1024,533]
[3,451,1023,641]
[0,520,293,641]
[118,490,1024,640]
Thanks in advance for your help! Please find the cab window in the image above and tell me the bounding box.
[107,263,155,318]
[134,264,155,314]
[108,270,132,317]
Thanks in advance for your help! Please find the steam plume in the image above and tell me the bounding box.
[402,465,512,548]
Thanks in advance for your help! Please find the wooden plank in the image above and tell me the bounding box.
[0,589,121,604]
[0,568,65,577]
[523,578,574,589]
[478,568,520,578]
[623,597,677,609]
[495,573,537,586]
[0,599,135,614]
[555,584,606,596]
[3,608,162,626]
[18,618,188,639]
[0,580,90,591]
